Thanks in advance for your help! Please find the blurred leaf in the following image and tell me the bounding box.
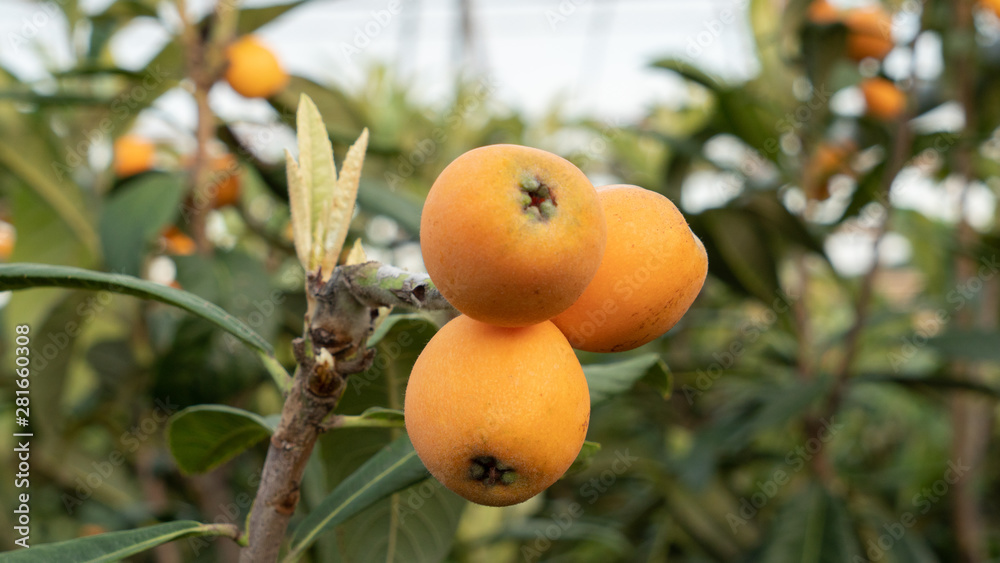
[236,1,306,35]
[368,313,437,346]
[692,207,782,303]
[566,440,602,475]
[584,353,672,405]
[98,173,185,276]
[335,480,465,563]
[1,521,236,562]
[746,193,826,257]
[357,180,424,236]
[931,330,1000,362]
[285,434,431,561]
[166,405,274,474]
[495,519,631,555]
[679,377,830,489]
[271,77,369,144]
[651,58,727,92]
[29,292,90,438]
[856,374,1000,399]
[755,485,860,562]
[0,263,273,354]
[0,136,99,258]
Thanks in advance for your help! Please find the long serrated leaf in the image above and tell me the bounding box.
[319,128,369,276]
[166,405,274,474]
[1,521,235,562]
[0,263,272,354]
[337,480,465,563]
[757,485,861,563]
[285,150,311,269]
[284,434,430,561]
[295,94,339,272]
[583,353,670,404]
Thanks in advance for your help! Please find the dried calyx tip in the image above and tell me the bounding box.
[469,455,517,487]
[519,175,557,220]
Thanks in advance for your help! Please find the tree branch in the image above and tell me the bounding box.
[339,261,454,310]
[240,260,444,561]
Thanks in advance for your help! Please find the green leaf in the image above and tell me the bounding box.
[931,329,1000,362]
[336,480,465,563]
[236,2,306,35]
[368,313,438,346]
[270,77,368,144]
[0,263,273,355]
[357,180,424,236]
[583,353,671,404]
[0,133,99,258]
[29,292,90,438]
[566,440,602,475]
[651,58,728,91]
[296,94,339,268]
[757,485,861,563]
[691,207,782,304]
[1,521,237,562]
[497,519,631,554]
[332,407,406,429]
[285,434,431,561]
[99,173,186,276]
[166,405,275,474]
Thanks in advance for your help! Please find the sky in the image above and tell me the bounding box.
[1,0,757,120]
[1,0,997,276]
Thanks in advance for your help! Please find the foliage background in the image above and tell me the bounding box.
[1,0,1000,561]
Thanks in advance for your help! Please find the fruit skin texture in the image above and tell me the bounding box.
[420,144,607,327]
[552,185,707,353]
[861,77,906,121]
[113,135,155,177]
[844,7,894,61]
[225,36,289,99]
[404,315,590,507]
